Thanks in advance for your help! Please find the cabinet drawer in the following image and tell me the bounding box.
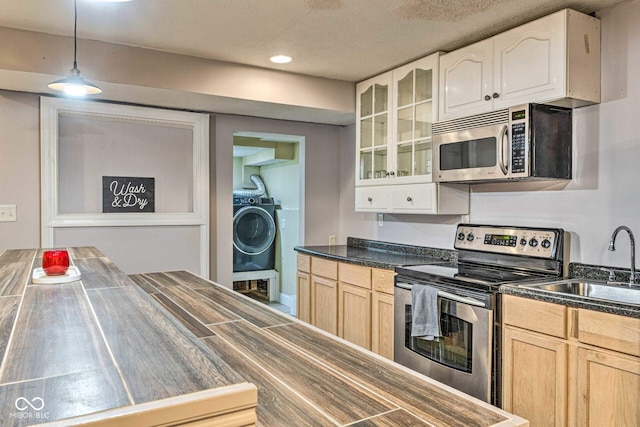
[355,187,389,212]
[339,263,371,289]
[390,183,436,213]
[311,257,338,280]
[372,269,395,294]
[578,309,640,358]
[503,295,567,339]
[297,254,311,273]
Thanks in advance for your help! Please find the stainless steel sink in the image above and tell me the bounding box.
[519,280,640,306]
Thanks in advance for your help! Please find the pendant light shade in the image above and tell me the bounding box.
[48,0,102,96]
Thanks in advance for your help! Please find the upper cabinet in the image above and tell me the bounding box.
[439,9,600,121]
[356,54,439,187]
[355,53,469,215]
[356,71,393,186]
[355,54,468,215]
[391,55,438,185]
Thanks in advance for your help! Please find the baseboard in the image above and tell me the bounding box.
[279,293,296,317]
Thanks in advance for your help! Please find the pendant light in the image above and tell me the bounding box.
[48,0,102,96]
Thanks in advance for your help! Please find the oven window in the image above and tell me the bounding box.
[404,304,473,373]
[439,137,497,170]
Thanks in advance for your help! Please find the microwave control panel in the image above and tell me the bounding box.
[510,106,528,174]
[454,224,561,259]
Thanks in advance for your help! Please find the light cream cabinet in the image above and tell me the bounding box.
[576,347,640,426]
[371,269,395,359]
[297,254,395,359]
[356,55,438,187]
[440,9,600,121]
[390,55,438,184]
[356,71,393,186]
[296,254,311,323]
[310,257,339,335]
[502,296,569,427]
[355,53,468,215]
[502,294,640,427]
[355,182,468,214]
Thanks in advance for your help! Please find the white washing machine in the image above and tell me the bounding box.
[232,196,276,272]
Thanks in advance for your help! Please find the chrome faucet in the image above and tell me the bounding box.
[608,226,638,285]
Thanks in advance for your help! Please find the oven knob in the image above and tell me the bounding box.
[520,238,528,246]
[466,233,475,242]
[541,239,551,249]
[457,232,465,241]
[529,238,538,247]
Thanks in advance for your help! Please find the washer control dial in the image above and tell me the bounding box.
[529,238,538,247]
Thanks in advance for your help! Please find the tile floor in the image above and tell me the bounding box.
[264,301,291,315]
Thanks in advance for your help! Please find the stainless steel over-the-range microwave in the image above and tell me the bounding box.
[433,103,572,183]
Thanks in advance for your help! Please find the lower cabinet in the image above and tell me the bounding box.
[296,271,311,323]
[502,294,640,427]
[296,254,395,359]
[372,291,394,359]
[502,326,568,427]
[576,347,640,426]
[338,283,372,349]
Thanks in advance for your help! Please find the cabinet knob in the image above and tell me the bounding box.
[484,95,491,101]
[493,92,500,99]
[407,196,413,202]
[367,197,372,202]
[389,171,395,176]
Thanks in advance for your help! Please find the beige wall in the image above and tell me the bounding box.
[215,115,342,288]
[0,91,41,250]
[259,144,301,296]
[0,26,355,126]
[0,89,346,284]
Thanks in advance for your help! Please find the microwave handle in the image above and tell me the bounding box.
[499,125,509,175]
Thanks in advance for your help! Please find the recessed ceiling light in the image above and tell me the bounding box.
[270,55,292,64]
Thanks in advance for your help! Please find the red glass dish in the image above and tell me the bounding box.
[42,250,70,276]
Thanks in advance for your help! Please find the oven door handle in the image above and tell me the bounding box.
[396,283,487,308]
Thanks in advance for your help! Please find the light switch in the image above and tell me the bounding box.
[0,205,17,222]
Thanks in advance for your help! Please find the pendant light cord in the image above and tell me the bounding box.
[73,0,78,70]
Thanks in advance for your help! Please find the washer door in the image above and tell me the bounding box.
[233,206,276,255]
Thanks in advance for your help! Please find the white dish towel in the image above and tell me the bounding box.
[410,284,440,341]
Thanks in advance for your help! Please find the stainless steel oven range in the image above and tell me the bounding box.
[394,224,565,405]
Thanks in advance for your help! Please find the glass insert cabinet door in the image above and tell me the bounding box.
[356,72,392,183]
[393,54,438,182]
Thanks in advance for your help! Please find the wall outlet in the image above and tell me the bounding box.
[328,235,336,246]
[0,205,16,222]
[378,213,384,227]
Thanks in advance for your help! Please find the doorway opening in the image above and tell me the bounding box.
[231,131,304,316]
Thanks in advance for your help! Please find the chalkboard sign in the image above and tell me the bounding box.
[102,176,155,213]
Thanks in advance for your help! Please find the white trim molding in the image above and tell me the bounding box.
[40,97,210,276]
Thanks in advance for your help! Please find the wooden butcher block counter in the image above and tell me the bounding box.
[0,247,527,426]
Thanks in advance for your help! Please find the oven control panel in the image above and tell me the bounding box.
[454,224,561,258]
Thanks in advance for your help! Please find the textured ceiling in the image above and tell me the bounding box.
[0,0,627,82]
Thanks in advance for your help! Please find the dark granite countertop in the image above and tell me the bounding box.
[500,262,640,319]
[500,261,640,318]
[500,284,640,319]
[294,237,455,270]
